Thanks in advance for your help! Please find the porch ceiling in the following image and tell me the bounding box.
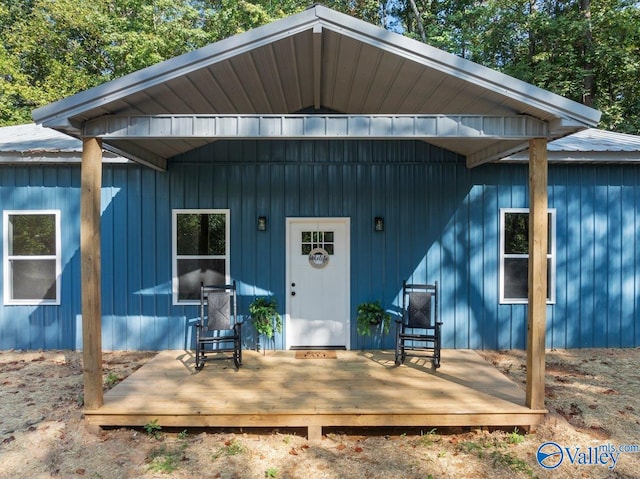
[32,5,601,170]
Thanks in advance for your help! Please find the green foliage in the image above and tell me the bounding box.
[0,0,300,125]
[504,213,529,255]
[506,428,525,445]
[456,434,537,478]
[147,443,188,473]
[104,372,119,389]
[249,297,282,339]
[8,214,56,256]
[144,419,163,440]
[413,428,439,447]
[146,431,190,474]
[176,213,226,255]
[264,467,279,478]
[490,450,536,477]
[212,438,247,460]
[356,300,391,336]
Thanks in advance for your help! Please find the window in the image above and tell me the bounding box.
[301,231,335,255]
[172,209,229,304]
[500,208,556,304]
[3,211,61,305]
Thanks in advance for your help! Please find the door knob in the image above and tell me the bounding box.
[291,291,296,296]
[291,282,296,287]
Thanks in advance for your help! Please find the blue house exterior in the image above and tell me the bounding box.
[8,6,637,364]
[2,125,639,351]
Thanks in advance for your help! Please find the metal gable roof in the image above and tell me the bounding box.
[0,123,126,164]
[505,128,640,163]
[547,128,640,152]
[32,5,601,167]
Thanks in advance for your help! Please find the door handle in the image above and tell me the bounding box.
[291,291,296,296]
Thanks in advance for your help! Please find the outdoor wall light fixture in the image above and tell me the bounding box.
[257,216,267,231]
[374,216,384,232]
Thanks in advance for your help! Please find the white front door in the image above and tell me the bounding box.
[286,218,350,349]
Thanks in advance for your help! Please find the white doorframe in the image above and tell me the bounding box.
[285,217,351,350]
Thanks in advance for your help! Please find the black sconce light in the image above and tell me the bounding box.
[374,216,384,232]
[257,216,267,231]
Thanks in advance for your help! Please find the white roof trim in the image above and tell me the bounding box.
[83,114,548,140]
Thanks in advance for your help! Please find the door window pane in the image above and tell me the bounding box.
[301,230,335,255]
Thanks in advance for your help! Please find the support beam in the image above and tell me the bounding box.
[81,137,103,410]
[83,114,548,140]
[313,24,322,110]
[526,137,548,411]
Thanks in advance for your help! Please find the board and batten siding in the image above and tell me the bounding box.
[0,165,81,349]
[0,139,638,350]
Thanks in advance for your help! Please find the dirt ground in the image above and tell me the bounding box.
[1,348,639,479]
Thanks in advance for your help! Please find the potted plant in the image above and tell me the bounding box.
[356,300,391,336]
[249,297,282,351]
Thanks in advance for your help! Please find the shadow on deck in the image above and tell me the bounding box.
[85,349,546,440]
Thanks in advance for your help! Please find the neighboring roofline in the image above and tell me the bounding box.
[32,5,601,132]
[0,152,129,165]
[502,151,640,164]
[503,128,640,163]
[0,123,129,164]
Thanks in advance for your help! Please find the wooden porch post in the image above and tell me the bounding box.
[526,137,548,411]
[81,137,103,410]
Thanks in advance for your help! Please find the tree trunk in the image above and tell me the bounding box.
[580,0,595,107]
[407,0,426,42]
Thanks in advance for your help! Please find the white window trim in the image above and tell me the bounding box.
[3,210,61,305]
[172,209,230,305]
[499,208,556,305]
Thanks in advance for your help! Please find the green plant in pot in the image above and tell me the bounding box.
[356,300,391,336]
[249,297,282,350]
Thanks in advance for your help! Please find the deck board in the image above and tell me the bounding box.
[85,350,546,436]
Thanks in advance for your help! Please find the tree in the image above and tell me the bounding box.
[408,0,640,134]
[1,0,639,133]
[0,0,314,125]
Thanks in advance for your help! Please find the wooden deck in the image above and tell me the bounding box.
[85,350,546,440]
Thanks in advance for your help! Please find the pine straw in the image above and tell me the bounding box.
[1,348,639,478]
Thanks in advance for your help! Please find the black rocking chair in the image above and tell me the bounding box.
[195,281,242,370]
[395,280,442,369]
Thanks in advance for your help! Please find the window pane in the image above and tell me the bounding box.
[547,213,553,255]
[503,258,528,300]
[9,214,56,256]
[504,213,529,255]
[10,259,56,300]
[503,258,553,300]
[177,213,225,255]
[177,258,226,301]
